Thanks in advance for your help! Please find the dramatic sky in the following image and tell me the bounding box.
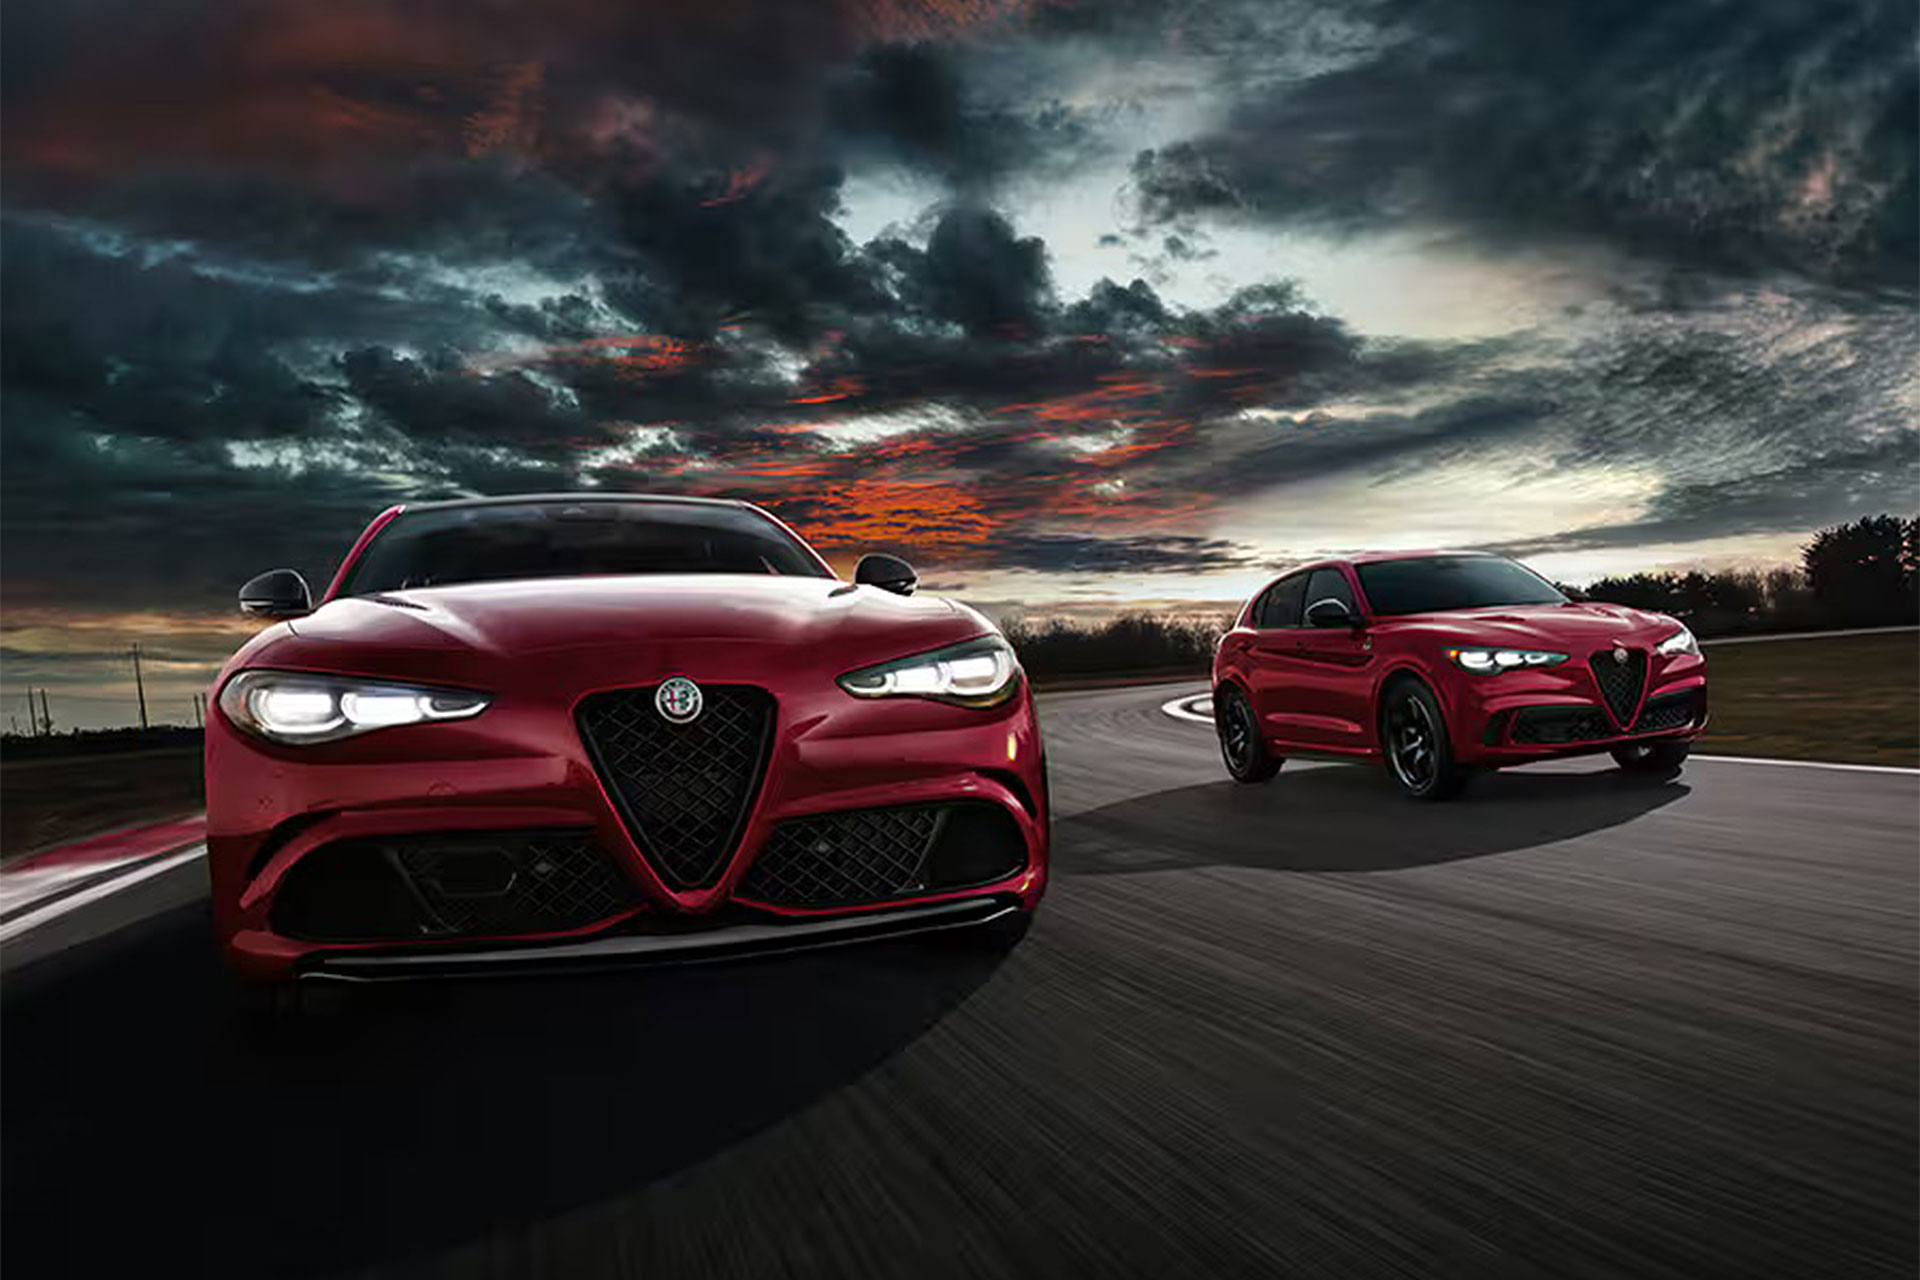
[3,0,1916,727]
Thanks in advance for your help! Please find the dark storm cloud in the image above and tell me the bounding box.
[1129,0,1918,286]
[994,532,1260,574]
[828,44,1094,189]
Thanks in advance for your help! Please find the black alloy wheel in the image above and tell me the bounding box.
[1383,681,1466,801]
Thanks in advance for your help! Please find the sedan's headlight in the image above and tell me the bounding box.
[1447,647,1568,674]
[218,670,490,745]
[838,635,1020,708]
[1656,625,1700,657]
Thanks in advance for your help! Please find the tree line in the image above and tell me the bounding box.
[1573,514,1918,635]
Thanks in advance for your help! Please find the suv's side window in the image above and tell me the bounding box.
[1258,573,1308,628]
[1303,567,1357,617]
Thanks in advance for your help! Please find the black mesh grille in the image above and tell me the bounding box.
[577,684,773,889]
[1511,707,1613,745]
[271,829,634,942]
[1634,690,1700,734]
[1588,649,1648,726]
[394,835,633,937]
[740,807,942,907]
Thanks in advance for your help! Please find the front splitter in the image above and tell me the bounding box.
[298,895,1021,982]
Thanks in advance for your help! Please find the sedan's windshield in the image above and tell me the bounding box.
[1356,555,1566,616]
[339,501,831,595]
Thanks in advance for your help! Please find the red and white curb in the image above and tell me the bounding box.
[0,818,208,944]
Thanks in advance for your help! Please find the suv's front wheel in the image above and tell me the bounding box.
[1381,679,1468,801]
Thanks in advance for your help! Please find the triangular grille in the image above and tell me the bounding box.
[577,685,774,890]
[1588,649,1647,727]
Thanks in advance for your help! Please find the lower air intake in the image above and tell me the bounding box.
[1510,707,1613,746]
[1633,689,1701,734]
[270,830,634,942]
[739,802,1027,908]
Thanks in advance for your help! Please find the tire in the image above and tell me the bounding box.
[1380,679,1468,801]
[1216,684,1282,783]
[1611,739,1690,775]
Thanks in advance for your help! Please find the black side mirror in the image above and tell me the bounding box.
[854,553,918,597]
[239,569,313,619]
[1305,597,1359,629]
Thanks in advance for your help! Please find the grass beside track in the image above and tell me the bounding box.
[1694,631,1919,767]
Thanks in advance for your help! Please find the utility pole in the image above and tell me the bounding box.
[130,644,150,731]
[192,692,205,729]
[38,688,52,736]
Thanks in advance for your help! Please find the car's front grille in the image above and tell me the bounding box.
[271,829,635,942]
[739,802,1028,908]
[1511,707,1613,745]
[1634,689,1701,734]
[1588,648,1648,726]
[1507,686,1701,747]
[577,685,774,890]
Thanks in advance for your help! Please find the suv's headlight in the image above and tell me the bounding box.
[838,635,1020,708]
[1447,647,1568,674]
[1656,625,1700,657]
[218,670,490,745]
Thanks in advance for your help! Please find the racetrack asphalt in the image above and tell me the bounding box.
[2,682,1914,1279]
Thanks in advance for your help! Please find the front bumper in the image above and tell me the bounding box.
[1442,653,1707,765]
[208,678,1048,983]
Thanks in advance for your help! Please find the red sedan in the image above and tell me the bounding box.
[1212,551,1708,799]
[207,494,1047,996]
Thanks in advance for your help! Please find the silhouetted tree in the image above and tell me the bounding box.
[1001,613,1226,679]
[1802,515,1919,626]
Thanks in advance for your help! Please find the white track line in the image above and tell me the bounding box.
[1686,755,1919,776]
[1160,694,1214,725]
[0,846,206,945]
[1699,625,1917,647]
[1156,694,1917,775]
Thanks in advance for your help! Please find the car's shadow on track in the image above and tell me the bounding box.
[1056,762,1690,875]
[0,906,1007,1279]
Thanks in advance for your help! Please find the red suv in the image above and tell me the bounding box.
[1212,551,1708,799]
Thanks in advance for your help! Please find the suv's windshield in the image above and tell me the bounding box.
[339,501,831,595]
[1356,555,1565,616]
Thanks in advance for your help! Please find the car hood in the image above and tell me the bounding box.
[1382,601,1680,648]
[231,575,992,684]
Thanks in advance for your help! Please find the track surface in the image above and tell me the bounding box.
[4,684,1915,1279]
